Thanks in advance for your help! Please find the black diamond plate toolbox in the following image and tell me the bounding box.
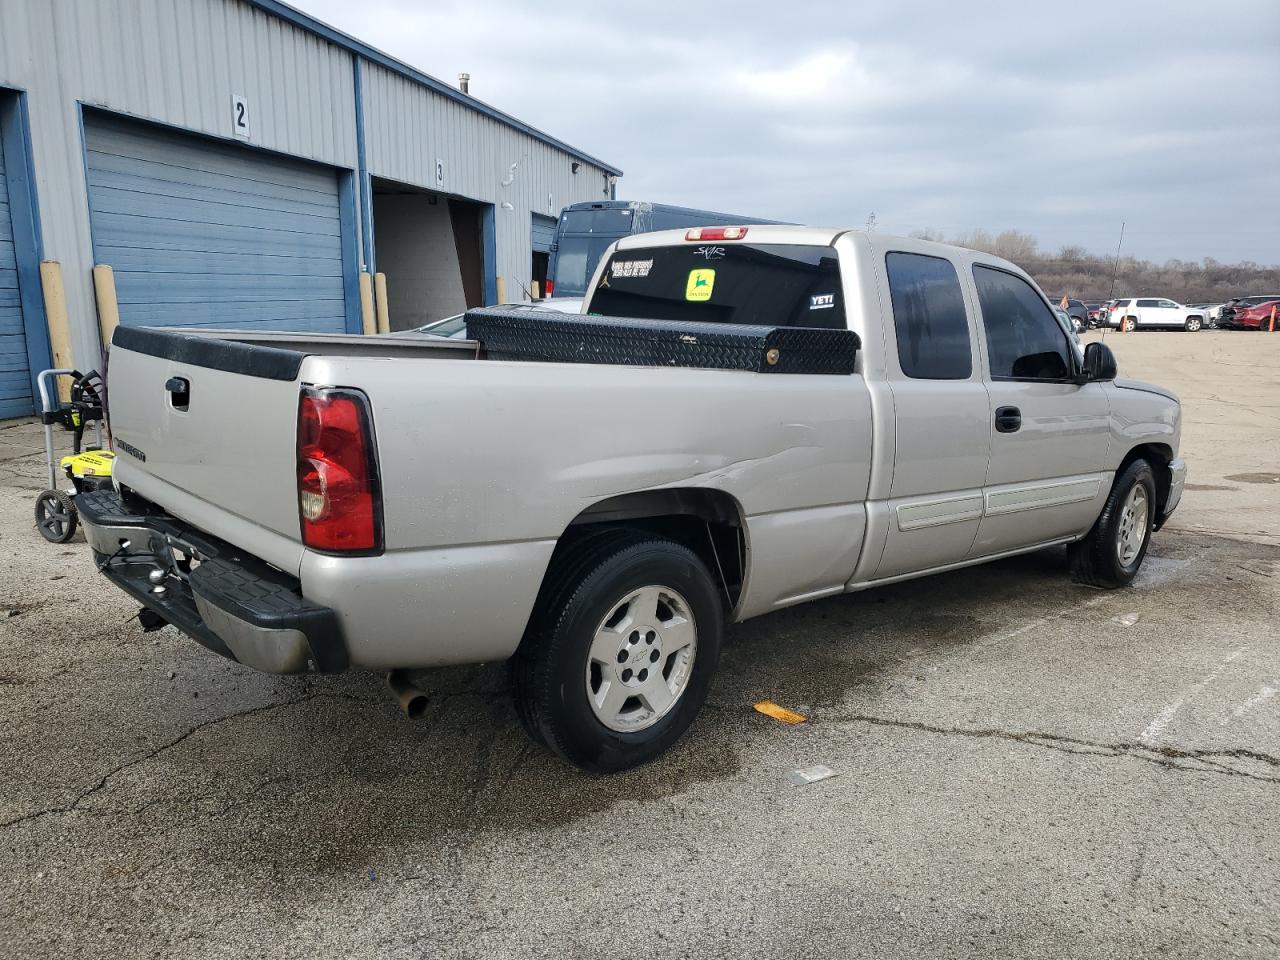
[464,308,859,375]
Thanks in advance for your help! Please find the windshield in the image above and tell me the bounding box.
[588,243,846,329]
[552,235,622,297]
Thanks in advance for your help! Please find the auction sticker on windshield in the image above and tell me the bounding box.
[686,268,715,302]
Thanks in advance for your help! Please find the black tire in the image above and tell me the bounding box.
[1121,316,1137,332]
[512,530,723,773]
[510,526,639,746]
[34,490,78,543]
[1069,459,1156,588]
[1184,316,1203,332]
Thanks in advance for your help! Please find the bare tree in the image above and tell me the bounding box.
[910,227,1279,301]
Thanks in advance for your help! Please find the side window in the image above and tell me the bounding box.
[1136,299,1160,307]
[885,252,972,379]
[1159,299,1177,309]
[972,265,1072,381]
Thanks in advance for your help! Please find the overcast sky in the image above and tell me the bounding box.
[297,0,1278,264]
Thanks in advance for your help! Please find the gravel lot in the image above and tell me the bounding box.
[1,330,1277,959]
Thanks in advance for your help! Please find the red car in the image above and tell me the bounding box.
[1234,300,1280,330]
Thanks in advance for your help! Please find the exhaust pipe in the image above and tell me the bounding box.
[386,670,429,719]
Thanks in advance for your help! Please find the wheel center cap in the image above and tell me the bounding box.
[616,625,662,686]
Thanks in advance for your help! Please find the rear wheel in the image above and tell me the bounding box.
[1184,316,1203,332]
[512,531,723,773]
[1121,316,1137,332]
[1069,460,1155,588]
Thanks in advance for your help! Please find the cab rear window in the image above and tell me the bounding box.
[589,244,846,329]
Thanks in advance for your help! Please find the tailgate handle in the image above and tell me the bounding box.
[165,377,190,411]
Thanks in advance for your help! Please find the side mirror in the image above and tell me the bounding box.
[1083,342,1117,382]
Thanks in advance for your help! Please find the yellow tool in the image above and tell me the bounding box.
[34,368,114,543]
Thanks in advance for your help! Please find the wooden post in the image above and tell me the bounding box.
[92,264,121,347]
[1270,304,1276,333]
[373,272,390,334]
[358,272,375,335]
[39,261,73,401]
[495,276,506,305]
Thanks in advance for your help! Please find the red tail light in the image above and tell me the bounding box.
[685,226,748,241]
[297,387,382,554]
[544,278,555,297]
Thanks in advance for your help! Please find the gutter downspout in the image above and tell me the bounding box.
[353,55,375,276]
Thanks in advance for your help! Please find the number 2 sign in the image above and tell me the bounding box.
[231,94,251,141]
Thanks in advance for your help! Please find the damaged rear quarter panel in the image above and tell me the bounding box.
[299,354,874,663]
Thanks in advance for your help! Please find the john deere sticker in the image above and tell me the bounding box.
[686,268,715,302]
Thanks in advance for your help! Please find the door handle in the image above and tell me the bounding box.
[994,406,1021,433]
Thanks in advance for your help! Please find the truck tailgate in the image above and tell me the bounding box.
[106,328,307,574]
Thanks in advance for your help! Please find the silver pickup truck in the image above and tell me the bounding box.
[79,226,1186,772]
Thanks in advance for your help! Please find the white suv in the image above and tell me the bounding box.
[1106,298,1206,332]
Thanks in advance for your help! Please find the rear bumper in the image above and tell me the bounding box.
[1156,457,1187,530]
[77,488,347,674]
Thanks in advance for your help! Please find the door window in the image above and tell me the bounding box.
[1158,300,1178,309]
[885,252,972,379]
[973,266,1072,381]
[1136,299,1160,307]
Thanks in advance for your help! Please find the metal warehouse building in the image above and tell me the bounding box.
[0,0,620,418]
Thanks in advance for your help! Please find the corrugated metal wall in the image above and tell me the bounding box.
[361,62,612,300]
[0,0,359,370]
[0,0,617,377]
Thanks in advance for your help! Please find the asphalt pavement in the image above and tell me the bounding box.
[1,330,1276,958]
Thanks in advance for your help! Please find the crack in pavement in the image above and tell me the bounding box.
[0,691,322,830]
[822,712,1280,784]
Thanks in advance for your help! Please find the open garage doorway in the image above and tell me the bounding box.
[372,179,487,331]
[531,213,556,300]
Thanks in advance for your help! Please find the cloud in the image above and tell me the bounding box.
[735,51,858,102]
[295,0,1280,263]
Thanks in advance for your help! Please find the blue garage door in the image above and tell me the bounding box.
[85,114,347,332]
[531,213,557,253]
[0,123,33,418]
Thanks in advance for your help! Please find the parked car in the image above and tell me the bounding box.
[1085,302,1104,326]
[1228,299,1280,330]
[81,226,1186,772]
[408,298,583,339]
[1105,298,1207,331]
[1101,299,1129,328]
[1218,295,1280,329]
[1186,303,1222,327]
[1048,297,1090,330]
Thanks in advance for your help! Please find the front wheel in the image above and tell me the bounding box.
[34,490,78,543]
[512,532,724,773]
[1069,460,1156,588]
[1184,316,1202,332]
